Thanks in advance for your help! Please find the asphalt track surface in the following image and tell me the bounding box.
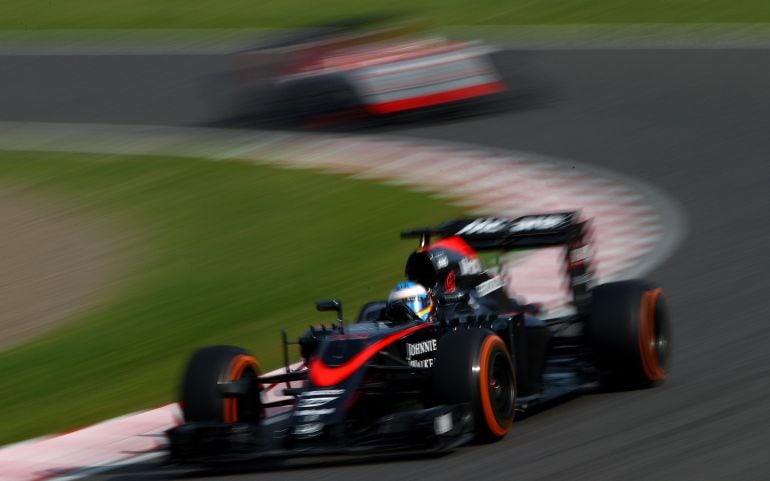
[2,49,770,480]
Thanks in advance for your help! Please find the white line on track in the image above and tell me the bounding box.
[46,452,167,481]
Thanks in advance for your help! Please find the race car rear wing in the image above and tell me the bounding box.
[402,212,595,311]
[401,212,584,250]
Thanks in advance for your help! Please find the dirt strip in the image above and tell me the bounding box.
[0,185,128,351]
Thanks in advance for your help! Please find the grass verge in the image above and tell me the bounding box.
[0,150,463,445]
[2,0,770,30]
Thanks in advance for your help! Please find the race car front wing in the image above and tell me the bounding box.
[167,403,473,464]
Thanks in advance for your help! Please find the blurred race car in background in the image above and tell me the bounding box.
[219,17,507,125]
[167,212,671,464]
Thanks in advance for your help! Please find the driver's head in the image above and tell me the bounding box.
[387,281,433,321]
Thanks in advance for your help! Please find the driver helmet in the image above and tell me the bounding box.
[387,281,433,320]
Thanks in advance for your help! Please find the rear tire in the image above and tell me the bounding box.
[588,280,671,389]
[433,329,515,441]
[180,345,262,423]
[270,76,361,127]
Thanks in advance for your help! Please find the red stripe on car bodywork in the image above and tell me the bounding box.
[425,236,479,258]
[365,82,504,114]
[308,323,432,387]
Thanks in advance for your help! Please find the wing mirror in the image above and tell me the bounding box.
[315,299,344,331]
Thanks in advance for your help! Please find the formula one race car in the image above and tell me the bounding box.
[221,17,506,125]
[167,212,670,463]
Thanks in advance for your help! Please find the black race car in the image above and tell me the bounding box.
[167,212,670,463]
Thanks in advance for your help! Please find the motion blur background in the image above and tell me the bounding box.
[1,1,770,480]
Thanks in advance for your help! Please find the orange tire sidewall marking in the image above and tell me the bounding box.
[478,335,513,438]
[638,288,667,381]
[223,354,261,423]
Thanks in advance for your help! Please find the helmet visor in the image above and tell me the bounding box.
[399,295,431,320]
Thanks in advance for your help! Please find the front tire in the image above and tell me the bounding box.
[588,280,671,389]
[433,329,515,441]
[180,345,262,423]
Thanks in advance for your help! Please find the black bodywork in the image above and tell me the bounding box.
[168,212,608,463]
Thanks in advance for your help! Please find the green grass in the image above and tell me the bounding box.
[0,150,463,445]
[1,0,769,30]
